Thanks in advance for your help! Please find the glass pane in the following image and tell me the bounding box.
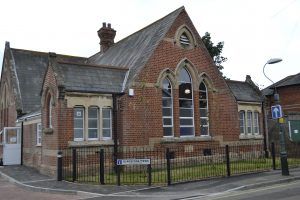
[179,83,192,99]
[201,119,208,126]
[74,129,83,139]
[179,68,191,83]
[103,119,111,128]
[180,118,193,125]
[163,127,173,137]
[162,79,172,97]
[103,109,111,118]
[201,126,208,135]
[199,92,207,99]
[240,127,245,134]
[163,99,172,107]
[199,82,206,91]
[74,119,83,128]
[180,127,194,136]
[88,129,98,139]
[74,109,84,119]
[180,108,193,117]
[103,129,111,138]
[200,108,207,117]
[199,100,207,108]
[88,108,98,118]
[88,119,98,128]
[179,100,193,108]
[163,108,172,116]
[163,118,172,125]
[247,127,252,134]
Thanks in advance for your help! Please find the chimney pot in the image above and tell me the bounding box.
[108,23,111,28]
[102,22,106,28]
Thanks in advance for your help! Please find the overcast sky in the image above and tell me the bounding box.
[0,0,299,88]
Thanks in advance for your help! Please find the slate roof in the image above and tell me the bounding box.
[262,73,300,96]
[226,80,263,103]
[88,6,185,88]
[55,61,127,93]
[8,47,87,114]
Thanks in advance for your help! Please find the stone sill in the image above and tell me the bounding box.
[239,134,263,140]
[161,136,212,143]
[43,128,53,134]
[68,140,114,147]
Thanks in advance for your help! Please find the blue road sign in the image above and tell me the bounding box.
[271,105,283,119]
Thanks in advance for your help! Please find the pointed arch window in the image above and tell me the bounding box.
[199,82,209,136]
[180,33,190,47]
[179,68,194,136]
[47,96,53,128]
[162,78,173,137]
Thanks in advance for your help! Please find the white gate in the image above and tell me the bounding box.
[1,127,21,165]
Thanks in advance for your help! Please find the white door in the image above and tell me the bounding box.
[3,127,21,165]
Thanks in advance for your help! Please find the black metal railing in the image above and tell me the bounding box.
[58,141,300,186]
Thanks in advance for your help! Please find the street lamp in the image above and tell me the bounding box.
[263,58,289,176]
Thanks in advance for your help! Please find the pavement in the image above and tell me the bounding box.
[1,165,300,198]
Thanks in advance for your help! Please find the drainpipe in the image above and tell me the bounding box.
[21,121,24,165]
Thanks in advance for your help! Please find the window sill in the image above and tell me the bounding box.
[239,134,263,140]
[161,136,212,143]
[36,144,42,147]
[68,140,114,147]
[43,128,53,134]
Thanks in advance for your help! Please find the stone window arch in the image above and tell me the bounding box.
[175,25,197,49]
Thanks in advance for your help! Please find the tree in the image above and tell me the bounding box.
[201,32,227,75]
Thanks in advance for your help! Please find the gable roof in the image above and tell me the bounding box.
[55,61,128,94]
[226,80,263,103]
[262,73,300,96]
[88,6,185,88]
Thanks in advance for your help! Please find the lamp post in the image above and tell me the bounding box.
[263,58,289,176]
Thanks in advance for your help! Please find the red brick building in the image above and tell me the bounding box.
[0,7,264,175]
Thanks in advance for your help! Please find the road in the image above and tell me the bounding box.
[82,180,300,200]
[0,176,86,200]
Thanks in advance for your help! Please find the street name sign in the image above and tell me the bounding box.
[117,159,151,165]
[271,105,283,119]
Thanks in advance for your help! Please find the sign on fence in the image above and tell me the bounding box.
[117,159,151,165]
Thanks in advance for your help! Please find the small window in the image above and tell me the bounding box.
[74,107,84,141]
[37,123,42,146]
[247,111,253,134]
[180,33,190,47]
[239,111,246,134]
[199,82,209,136]
[102,108,112,139]
[253,112,260,135]
[88,107,98,140]
[162,78,173,137]
[48,97,53,128]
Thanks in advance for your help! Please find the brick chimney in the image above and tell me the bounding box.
[97,22,116,53]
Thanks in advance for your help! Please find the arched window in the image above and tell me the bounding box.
[253,111,260,135]
[179,33,190,47]
[179,68,194,136]
[239,110,246,134]
[74,107,84,141]
[162,78,173,137]
[247,111,253,134]
[199,82,209,136]
[48,96,53,128]
[88,107,99,140]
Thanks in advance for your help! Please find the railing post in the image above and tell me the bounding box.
[225,145,231,177]
[72,148,77,182]
[147,163,152,186]
[271,142,276,170]
[57,151,63,181]
[99,149,105,185]
[166,148,171,185]
[116,164,121,186]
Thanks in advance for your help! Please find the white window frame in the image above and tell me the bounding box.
[253,112,260,135]
[247,111,253,135]
[102,108,112,140]
[88,107,99,141]
[74,107,85,141]
[239,111,246,135]
[199,82,209,136]
[36,123,42,146]
[179,67,195,137]
[162,78,174,137]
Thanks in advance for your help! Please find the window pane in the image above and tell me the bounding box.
[201,126,208,135]
[201,119,208,126]
[163,118,172,125]
[179,100,193,108]
[179,83,192,99]
[200,108,207,117]
[163,127,173,137]
[162,99,172,107]
[88,129,98,139]
[179,68,191,83]
[88,108,98,118]
[74,119,83,128]
[103,129,111,138]
[74,109,84,119]
[88,119,98,128]
[180,127,194,136]
[180,108,193,117]
[103,108,111,118]
[74,129,83,139]
[180,118,193,125]
[163,108,172,116]
[200,100,207,108]
[103,119,110,128]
